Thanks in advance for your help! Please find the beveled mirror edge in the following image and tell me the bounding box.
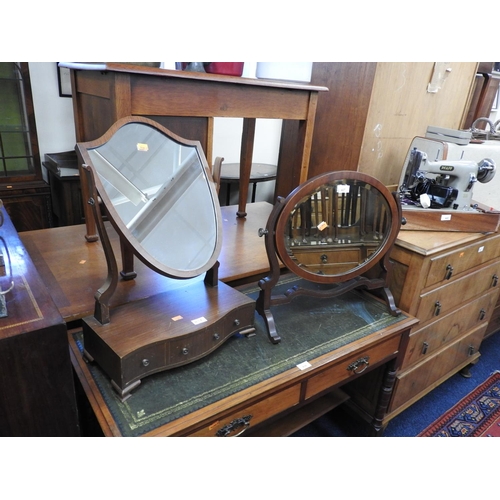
[274,170,401,284]
[76,116,223,280]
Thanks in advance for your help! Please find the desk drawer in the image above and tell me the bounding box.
[425,233,500,288]
[417,260,500,324]
[186,384,301,437]
[401,288,499,370]
[390,324,485,412]
[305,335,400,400]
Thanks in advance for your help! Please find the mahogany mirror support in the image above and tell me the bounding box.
[256,171,403,344]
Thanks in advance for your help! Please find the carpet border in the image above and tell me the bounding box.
[418,370,500,437]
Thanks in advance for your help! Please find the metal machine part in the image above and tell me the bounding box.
[399,148,496,210]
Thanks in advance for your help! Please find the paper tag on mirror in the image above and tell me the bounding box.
[137,143,149,152]
[337,184,350,194]
[317,221,328,231]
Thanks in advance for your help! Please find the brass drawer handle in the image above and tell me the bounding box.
[422,341,429,355]
[347,356,370,374]
[445,264,454,280]
[321,254,328,263]
[479,308,486,321]
[215,415,252,437]
[492,274,498,287]
[434,301,442,316]
[468,345,475,356]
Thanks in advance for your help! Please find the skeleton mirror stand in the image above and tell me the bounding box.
[76,117,256,401]
[257,171,403,344]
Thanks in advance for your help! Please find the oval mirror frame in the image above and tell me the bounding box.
[77,116,223,281]
[274,171,401,283]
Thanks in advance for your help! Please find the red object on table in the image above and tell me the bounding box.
[204,62,244,76]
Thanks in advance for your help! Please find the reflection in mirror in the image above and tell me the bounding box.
[76,117,257,401]
[86,122,218,274]
[258,171,402,344]
[282,180,390,277]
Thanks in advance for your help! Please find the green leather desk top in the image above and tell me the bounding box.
[73,276,408,437]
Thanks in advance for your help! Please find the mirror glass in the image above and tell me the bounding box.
[276,178,392,278]
[85,121,219,275]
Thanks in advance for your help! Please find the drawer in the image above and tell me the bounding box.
[425,233,500,288]
[291,248,361,274]
[187,384,301,437]
[417,260,500,324]
[305,334,400,400]
[401,288,499,370]
[390,324,485,412]
[167,302,255,366]
[485,304,500,338]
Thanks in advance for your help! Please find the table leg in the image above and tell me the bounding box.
[79,164,99,242]
[237,118,256,218]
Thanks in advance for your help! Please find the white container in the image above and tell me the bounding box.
[256,62,313,83]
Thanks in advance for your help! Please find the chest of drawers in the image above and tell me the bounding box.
[385,230,500,421]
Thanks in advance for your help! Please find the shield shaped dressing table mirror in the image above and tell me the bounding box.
[76,116,255,401]
[257,171,403,344]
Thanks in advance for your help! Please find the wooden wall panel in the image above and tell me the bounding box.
[277,62,376,198]
[308,62,376,177]
[358,62,478,186]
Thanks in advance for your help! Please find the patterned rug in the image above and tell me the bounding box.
[419,371,500,437]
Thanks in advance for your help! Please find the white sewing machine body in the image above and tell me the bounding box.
[397,135,500,232]
[400,136,499,211]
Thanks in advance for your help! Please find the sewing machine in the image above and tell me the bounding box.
[399,147,496,211]
[397,138,500,232]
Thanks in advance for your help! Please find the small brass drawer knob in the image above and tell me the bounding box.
[142,359,150,367]
[182,347,189,355]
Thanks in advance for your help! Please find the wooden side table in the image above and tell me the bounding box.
[61,63,327,239]
[219,162,277,205]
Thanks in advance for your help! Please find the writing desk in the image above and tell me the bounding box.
[19,201,417,436]
[62,62,327,239]
[68,279,417,437]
